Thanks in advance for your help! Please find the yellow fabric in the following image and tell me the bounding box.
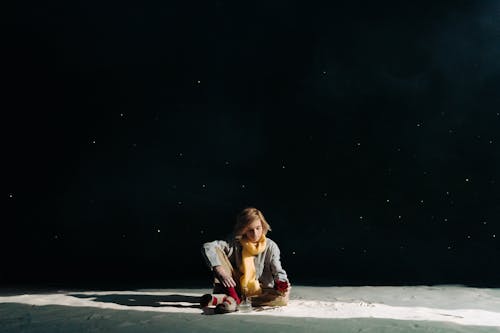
[239,235,267,297]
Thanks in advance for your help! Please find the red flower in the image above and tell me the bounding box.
[275,280,289,293]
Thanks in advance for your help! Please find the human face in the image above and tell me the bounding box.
[244,219,263,243]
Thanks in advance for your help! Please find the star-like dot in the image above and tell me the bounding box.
[359,216,363,220]
[120,113,124,117]
[465,178,470,182]
[416,123,421,127]
[323,193,328,197]
[200,230,204,234]
[157,229,161,233]
[420,200,424,204]
[202,184,206,188]
[8,193,13,198]
[493,234,496,238]
[282,165,286,169]
[386,199,390,203]
[196,80,201,84]
[241,184,246,189]
[92,140,96,144]
[292,251,296,255]
[177,201,182,205]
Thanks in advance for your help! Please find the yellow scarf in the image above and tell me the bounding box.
[239,235,267,297]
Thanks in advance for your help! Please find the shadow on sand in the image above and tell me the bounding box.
[69,293,202,309]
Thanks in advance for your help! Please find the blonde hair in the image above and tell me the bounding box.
[233,207,272,239]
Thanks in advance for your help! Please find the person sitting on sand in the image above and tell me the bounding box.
[201,207,290,313]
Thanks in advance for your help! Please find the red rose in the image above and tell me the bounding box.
[275,279,289,293]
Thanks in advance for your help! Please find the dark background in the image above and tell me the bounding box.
[3,0,500,288]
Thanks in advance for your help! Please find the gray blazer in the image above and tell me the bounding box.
[202,237,288,288]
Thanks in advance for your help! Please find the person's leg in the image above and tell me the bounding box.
[212,248,241,303]
[213,247,237,283]
[200,248,240,312]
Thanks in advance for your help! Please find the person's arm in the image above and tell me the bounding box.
[202,240,230,267]
[201,240,237,288]
[269,241,288,283]
[269,242,289,293]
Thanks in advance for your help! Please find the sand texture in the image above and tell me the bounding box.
[1,285,500,332]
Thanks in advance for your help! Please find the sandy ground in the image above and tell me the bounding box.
[1,285,500,332]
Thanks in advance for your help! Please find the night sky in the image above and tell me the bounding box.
[3,1,500,288]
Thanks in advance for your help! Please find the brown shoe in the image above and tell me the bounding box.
[214,296,237,314]
[200,294,213,308]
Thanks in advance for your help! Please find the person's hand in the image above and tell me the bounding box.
[274,279,289,293]
[213,266,236,288]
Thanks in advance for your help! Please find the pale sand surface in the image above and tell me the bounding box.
[1,285,500,332]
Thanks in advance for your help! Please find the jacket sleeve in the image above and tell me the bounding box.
[201,239,232,270]
[269,241,288,282]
